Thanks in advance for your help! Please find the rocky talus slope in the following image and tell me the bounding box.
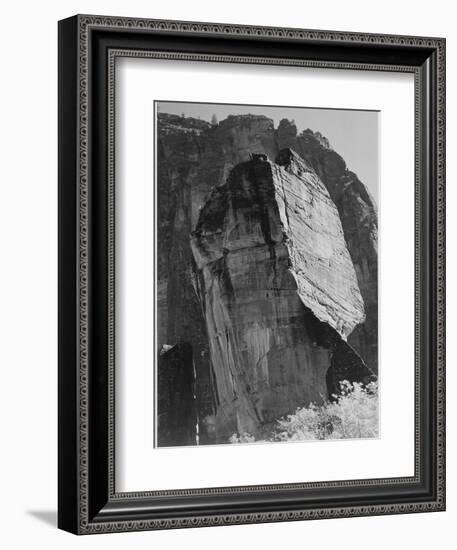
[156,113,378,444]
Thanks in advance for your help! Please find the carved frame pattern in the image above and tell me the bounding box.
[58,14,445,534]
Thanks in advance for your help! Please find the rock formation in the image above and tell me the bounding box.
[157,113,287,443]
[191,151,371,441]
[156,112,378,445]
[157,342,197,447]
[276,119,378,371]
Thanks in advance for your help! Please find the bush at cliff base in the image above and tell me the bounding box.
[230,381,378,443]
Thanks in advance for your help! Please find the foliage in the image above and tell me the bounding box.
[230,381,378,443]
[229,432,257,444]
[274,381,378,441]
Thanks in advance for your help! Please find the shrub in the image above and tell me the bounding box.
[229,381,378,443]
[229,432,257,444]
[274,381,378,441]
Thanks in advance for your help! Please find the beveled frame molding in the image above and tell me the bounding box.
[58,14,445,534]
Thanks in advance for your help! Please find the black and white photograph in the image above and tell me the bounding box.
[0,0,449,543]
[155,101,379,447]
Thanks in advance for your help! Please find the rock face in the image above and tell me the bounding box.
[157,113,288,443]
[157,342,197,447]
[156,112,378,445]
[191,151,371,441]
[276,120,378,372]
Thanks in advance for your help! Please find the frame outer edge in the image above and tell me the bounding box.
[435,37,445,511]
[65,14,446,534]
[58,15,80,535]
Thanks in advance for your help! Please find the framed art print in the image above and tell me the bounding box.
[58,15,445,534]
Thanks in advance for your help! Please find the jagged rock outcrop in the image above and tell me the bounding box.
[191,151,371,442]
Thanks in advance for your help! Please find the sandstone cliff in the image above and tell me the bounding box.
[277,119,378,371]
[157,342,197,447]
[156,112,378,445]
[157,113,287,443]
[191,151,371,441]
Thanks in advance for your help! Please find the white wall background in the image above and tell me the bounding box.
[0,0,453,548]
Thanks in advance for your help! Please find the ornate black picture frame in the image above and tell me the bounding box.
[58,14,445,534]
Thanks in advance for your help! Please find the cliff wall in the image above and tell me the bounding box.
[191,152,370,441]
[156,112,378,444]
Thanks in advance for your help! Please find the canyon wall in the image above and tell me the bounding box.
[157,342,197,447]
[191,152,371,441]
[156,113,378,444]
[157,113,285,443]
[277,120,379,371]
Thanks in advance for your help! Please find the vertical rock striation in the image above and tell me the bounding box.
[157,115,215,444]
[191,151,371,442]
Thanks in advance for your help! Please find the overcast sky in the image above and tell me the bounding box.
[157,101,379,205]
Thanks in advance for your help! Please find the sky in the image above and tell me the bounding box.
[157,101,379,205]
